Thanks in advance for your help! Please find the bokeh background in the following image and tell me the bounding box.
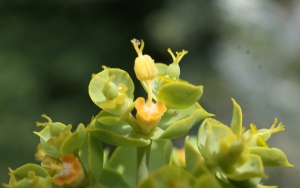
[1,0,299,187]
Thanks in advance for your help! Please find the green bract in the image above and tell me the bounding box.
[89,66,134,116]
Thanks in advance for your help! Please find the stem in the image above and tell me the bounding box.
[146,80,152,107]
[136,142,151,186]
[125,113,141,133]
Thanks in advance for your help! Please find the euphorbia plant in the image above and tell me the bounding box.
[2,39,293,188]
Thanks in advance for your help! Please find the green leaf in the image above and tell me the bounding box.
[11,164,50,181]
[153,103,212,140]
[96,102,135,126]
[184,136,209,178]
[138,166,196,188]
[225,154,267,181]
[203,118,233,164]
[86,170,107,188]
[89,68,134,107]
[227,177,262,188]
[106,146,136,188]
[157,82,203,109]
[87,113,151,147]
[149,140,173,172]
[193,174,222,188]
[60,123,86,155]
[249,147,293,167]
[78,133,103,181]
[99,168,131,188]
[230,98,243,139]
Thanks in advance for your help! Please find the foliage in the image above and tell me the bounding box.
[2,39,292,188]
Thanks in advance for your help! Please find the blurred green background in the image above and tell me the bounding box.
[1,0,299,187]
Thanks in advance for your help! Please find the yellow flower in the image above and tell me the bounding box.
[131,39,158,81]
[135,97,167,134]
[52,154,87,187]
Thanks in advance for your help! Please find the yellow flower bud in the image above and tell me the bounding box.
[131,39,158,81]
[135,97,167,135]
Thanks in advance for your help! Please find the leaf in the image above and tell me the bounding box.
[149,140,173,172]
[86,170,107,188]
[228,177,262,188]
[60,123,86,155]
[157,82,203,109]
[11,164,50,181]
[99,168,131,188]
[96,102,135,126]
[193,174,222,188]
[249,147,293,167]
[138,166,196,188]
[230,98,243,139]
[184,136,209,178]
[106,146,136,188]
[225,154,267,181]
[87,114,150,147]
[203,118,233,164]
[78,133,103,181]
[153,103,212,140]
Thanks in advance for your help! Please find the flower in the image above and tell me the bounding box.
[91,66,129,116]
[243,118,285,147]
[131,39,158,81]
[135,97,167,134]
[165,48,188,79]
[52,154,86,187]
[35,114,72,150]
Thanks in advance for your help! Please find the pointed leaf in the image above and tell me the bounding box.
[149,140,173,172]
[230,98,243,139]
[99,168,131,188]
[106,146,136,188]
[78,133,103,181]
[249,147,293,167]
[87,114,150,147]
[156,103,212,140]
[60,123,86,155]
[184,136,209,177]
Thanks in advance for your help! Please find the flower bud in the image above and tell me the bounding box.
[165,48,188,79]
[243,118,285,147]
[131,39,158,81]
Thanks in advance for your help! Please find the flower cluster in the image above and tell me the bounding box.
[2,39,292,188]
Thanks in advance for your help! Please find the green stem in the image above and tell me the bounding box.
[125,113,142,133]
[136,142,152,186]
